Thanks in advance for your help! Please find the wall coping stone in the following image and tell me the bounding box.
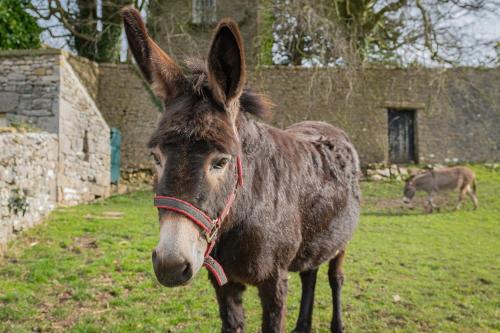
[0,48,62,57]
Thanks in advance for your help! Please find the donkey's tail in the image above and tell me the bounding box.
[472,178,477,194]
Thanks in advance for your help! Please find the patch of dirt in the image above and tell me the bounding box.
[73,236,98,249]
[39,280,115,332]
[84,211,125,220]
[65,235,99,254]
[101,211,124,218]
[57,290,73,303]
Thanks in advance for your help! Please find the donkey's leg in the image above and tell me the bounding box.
[210,278,247,333]
[292,268,319,333]
[455,187,467,210]
[257,269,288,333]
[427,192,437,213]
[466,186,479,209]
[329,250,345,333]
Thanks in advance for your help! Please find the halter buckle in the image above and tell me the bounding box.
[207,222,220,242]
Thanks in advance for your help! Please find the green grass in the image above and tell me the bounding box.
[1,166,499,332]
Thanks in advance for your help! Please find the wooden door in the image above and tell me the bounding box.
[388,109,416,163]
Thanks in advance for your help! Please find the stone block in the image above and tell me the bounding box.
[0,92,19,112]
[7,73,25,81]
[22,109,53,117]
[32,98,52,110]
[377,168,391,178]
[34,68,46,76]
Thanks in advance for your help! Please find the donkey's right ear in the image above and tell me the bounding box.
[122,6,186,102]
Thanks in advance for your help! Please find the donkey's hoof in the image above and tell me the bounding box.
[331,323,344,333]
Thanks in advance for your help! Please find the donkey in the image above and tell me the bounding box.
[122,7,360,333]
[403,166,478,212]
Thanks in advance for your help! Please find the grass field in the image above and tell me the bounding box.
[0,165,499,332]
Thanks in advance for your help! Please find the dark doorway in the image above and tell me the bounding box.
[388,109,416,164]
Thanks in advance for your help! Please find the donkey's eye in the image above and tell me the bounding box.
[212,157,229,170]
[152,154,161,166]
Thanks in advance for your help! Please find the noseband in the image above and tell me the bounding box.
[153,156,244,286]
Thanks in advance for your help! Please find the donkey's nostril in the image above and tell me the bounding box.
[181,262,193,280]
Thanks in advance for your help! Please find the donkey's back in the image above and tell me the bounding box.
[432,166,476,191]
[285,121,361,272]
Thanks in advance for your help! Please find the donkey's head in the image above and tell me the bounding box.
[403,177,416,203]
[122,7,268,287]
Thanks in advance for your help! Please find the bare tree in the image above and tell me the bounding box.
[271,0,500,66]
[27,0,148,62]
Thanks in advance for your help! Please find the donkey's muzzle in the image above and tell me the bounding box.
[152,249,193,287]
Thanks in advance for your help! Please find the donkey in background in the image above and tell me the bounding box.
[403,166,478,212]
[122,7,360,333]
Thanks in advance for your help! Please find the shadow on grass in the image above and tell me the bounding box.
[363,210,425,217]
[363,206,476,217]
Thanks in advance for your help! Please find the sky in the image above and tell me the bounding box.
[34,0,500,66]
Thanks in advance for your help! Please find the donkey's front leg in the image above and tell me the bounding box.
[426,191,437,213]
[210,277,246,333]
[329,250,345,333]
[257,269,289,333]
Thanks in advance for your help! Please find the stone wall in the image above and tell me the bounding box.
[98,65,500,169]
[0,50,111,207]
[66,54,100,102]
[97,64,161,171]
[0,49,61,133]
[58,58,110,205]
[249,67,500,165]
[0,132,58,246]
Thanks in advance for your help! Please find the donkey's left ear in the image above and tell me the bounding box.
[207,18,246,106]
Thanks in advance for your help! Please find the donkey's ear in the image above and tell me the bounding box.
[207,18,246,106]
[122,6,186,102]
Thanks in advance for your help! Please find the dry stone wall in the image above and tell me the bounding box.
[0,50,61,133]
[97,65,500,169]
[97,64,161,172]
[0,132,58,246]
[249,67,500,165]
[58,58,110,205]
[0,50,111,207]
[0,51,112,245]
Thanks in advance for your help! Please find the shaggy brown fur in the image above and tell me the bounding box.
[123,7,360,333]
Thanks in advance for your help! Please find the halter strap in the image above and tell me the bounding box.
[154,155,243,286]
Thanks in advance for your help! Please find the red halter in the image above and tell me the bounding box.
[154,156,243,286]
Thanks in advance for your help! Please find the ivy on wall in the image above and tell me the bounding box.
[256,0,275,67]
[0,0,41,50]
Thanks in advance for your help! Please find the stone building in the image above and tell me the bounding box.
[148,0,259,65]
[0,49,111,245]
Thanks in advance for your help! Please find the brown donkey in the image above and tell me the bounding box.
[122,7,360,333]
[403,166,478,212]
